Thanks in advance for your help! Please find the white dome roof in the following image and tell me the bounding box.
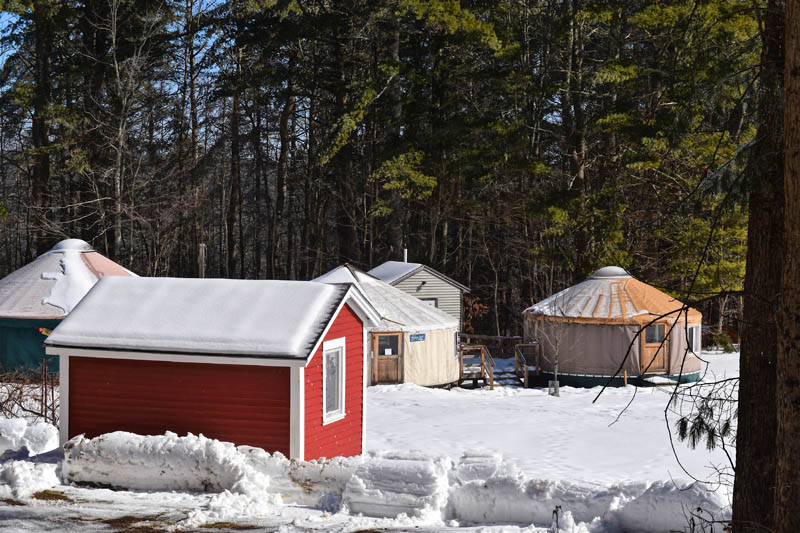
[50,239,93,252]
[590,266,631,279]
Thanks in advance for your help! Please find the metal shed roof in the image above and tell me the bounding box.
[367,261,470,292]
[315,265,458,332]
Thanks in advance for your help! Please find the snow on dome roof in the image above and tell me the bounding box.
[590,266,631,278]
[315,265,458,331]
[49,239,93,252]
[0,240,135,319]
[524,271,701,324]
[46,277,350,359]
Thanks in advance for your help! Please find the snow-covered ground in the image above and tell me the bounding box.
[368,351,739,489]
[0,351,738,532]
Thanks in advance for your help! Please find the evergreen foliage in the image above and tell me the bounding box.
[0,0,758,335]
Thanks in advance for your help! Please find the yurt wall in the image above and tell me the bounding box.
[402,328,459,386]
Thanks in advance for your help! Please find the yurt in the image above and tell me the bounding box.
[523,266,703,387]
[314,265,460,387]
[0,239,135,372]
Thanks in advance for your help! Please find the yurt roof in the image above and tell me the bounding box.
[315,265,458,332]
[523,266,702,325]
[0,239,136,319]
[46,278,361,359]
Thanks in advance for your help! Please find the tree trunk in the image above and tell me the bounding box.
[387,16,404,258]
[775,0,800,530]
[227,83,241,278]
[187,0,201,276]
[113,122,124,258]
[31,0,53,257]
[732,1,784,530]
[269,84,295,278]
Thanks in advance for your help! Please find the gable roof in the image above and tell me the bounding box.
[315,265,458,332]
[524,266,702,325]
[0,239,135,319]
[367,261,470,292]
[45,277,374,360]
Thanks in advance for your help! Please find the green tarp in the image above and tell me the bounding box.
[0,317,61,373]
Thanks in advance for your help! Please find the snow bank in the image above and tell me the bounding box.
[0,461,59,499]
[616,480,730,532]
[447,453,729,530]
[63,432,271,493]
[343,451,450,519]
[448,455,640,525]
[0,418,59,456]
[62,432,730,531]
[239,445,361,508]
[64,432,361,509]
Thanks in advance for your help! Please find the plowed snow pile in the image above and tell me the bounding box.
[0,418,58,456]
[61,431,730,531]
[0,418,60,498]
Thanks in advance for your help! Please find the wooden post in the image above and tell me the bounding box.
[458,344,463,381]
[536,347,542,376]
[198,243,207,278]
[486,346,494,390]
[479,346,485,386]
[624,369,628,386]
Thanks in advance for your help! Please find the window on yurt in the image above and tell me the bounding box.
[323,337,346,423]
[687,326,701,354]
[645,324,665,344]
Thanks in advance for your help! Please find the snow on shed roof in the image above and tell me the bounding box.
[367,261,470,292]
[46,277,353,359]
[524,266,702,324]
[315,265,458,332]
[0,239,135,319]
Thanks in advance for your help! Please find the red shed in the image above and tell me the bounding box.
[44,277,380,461]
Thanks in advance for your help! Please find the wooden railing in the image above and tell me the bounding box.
[460,334,522,358]
[458,344,495,390]
[514,343,540,388]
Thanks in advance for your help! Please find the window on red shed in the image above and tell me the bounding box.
[323,337,346,423]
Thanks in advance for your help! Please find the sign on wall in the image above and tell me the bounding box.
[409,333,426,342]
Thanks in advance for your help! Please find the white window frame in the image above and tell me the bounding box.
[420,297,439,308]
[322,337,346,425]
[688,325,701,355]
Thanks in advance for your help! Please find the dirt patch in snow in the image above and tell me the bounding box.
[32,489,72,501]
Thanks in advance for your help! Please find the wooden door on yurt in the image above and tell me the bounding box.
[641,323,668,373]
[373,332,403,383]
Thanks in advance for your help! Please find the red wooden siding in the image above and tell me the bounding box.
[305,304,364,459]
[69,357,290,455]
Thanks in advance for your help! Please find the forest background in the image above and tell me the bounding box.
[0,0,758,337]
